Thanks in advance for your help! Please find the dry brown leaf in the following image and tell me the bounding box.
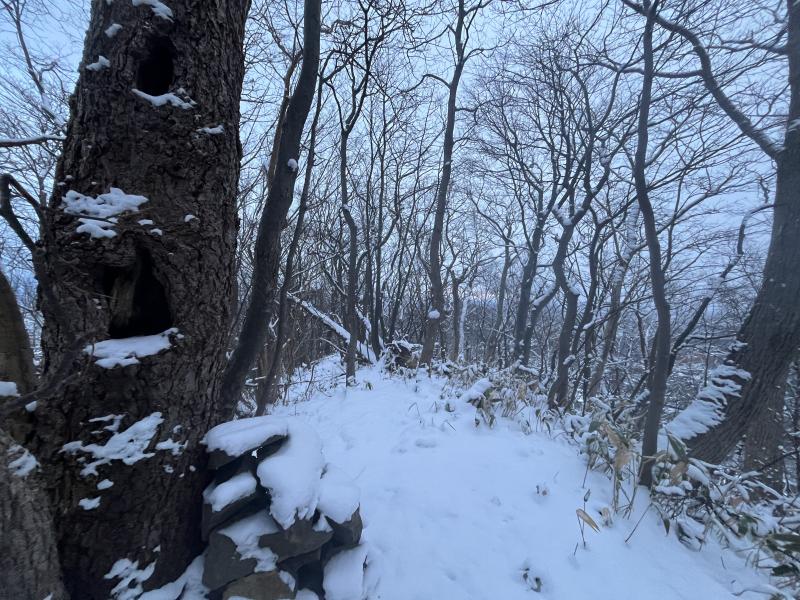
[576,508,601,532]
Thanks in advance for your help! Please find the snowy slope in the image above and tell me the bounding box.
[273,362,773,600]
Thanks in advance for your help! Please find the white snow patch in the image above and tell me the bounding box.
[203,416,288,458]
[105,558,156,600]
[62,187,148,238]
[666,364,751,440]
[86,56,110,71]
[97,479,114,490]
[318,465,360,523]
[203,471,257,512]
[323,545,368,600]
[257,422,324,528]
[198,125,224,135]
[85,328,178,368]
[138,555,207,599]
[131,0,173,20]
[287,158,299,171]
[79,497,101,510]
[427,309,441,320]
[0,381,19,396]
[8,444,38,477]
[149,228,163,236]
[61,412,164,476]
[217,512,279,572]
[138,219,154,226]
[460,377,492,403]
[105,23,123,37]
[25,400,37,412]
[132,89,193,109]
[155,437,186,456]
[183,214,198,222]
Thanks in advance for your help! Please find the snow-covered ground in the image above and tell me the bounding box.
[273,361,773,600]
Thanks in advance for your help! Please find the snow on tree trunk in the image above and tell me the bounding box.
[28,0,248,596]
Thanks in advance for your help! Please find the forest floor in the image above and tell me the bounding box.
[271,359,774,600]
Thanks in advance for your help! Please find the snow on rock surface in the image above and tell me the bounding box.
[85,328,178,368]
[217,512,280,572]
[204,471,258,512]
[318,465,360,523]
[203,415,288,459]
[61,187,148,238]
[269,362,773,600]
[256,422,325,529]
[61,412,164,477]
[105,23,122,37]
[0,381,19,396]
[323,544,369,600]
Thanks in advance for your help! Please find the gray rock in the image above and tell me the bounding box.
[259,516,333,561]
[325,507,362,547]
[222,571,295,600]
[203,529,259,592]
[208,434,287,470]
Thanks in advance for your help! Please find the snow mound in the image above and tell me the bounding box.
[323,545,368,600]
[318,465,360,523]
[256,422,324,528]
[203,416,289,459]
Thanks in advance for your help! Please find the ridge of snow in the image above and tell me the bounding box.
[203,416,289,458]
[8,443,38,477]
[85,328,178,368]
[132,89,193,109]
[61,412,164,477]
[203,471,257,512]
[666,363,751,440]
[62,187,148,238]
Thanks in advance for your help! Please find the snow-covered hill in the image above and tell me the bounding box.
[270,361,774,600]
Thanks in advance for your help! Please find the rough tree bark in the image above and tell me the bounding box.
[631,0,672,488]
[420,0,469,366]
[642,0,800,466]
[0,267,36,396]
[26,0,249,595]
[219,0,321,412]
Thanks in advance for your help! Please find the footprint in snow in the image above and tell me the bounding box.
[414,437,437,448]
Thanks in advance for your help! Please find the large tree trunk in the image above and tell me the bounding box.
[669,1,800,465]
[30,1,249,595]
[0,267,36,395]
[1,429,67,600]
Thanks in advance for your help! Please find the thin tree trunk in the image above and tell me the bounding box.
[420,0,467,366]
[634,0,672,488]
[220,0,321,413]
